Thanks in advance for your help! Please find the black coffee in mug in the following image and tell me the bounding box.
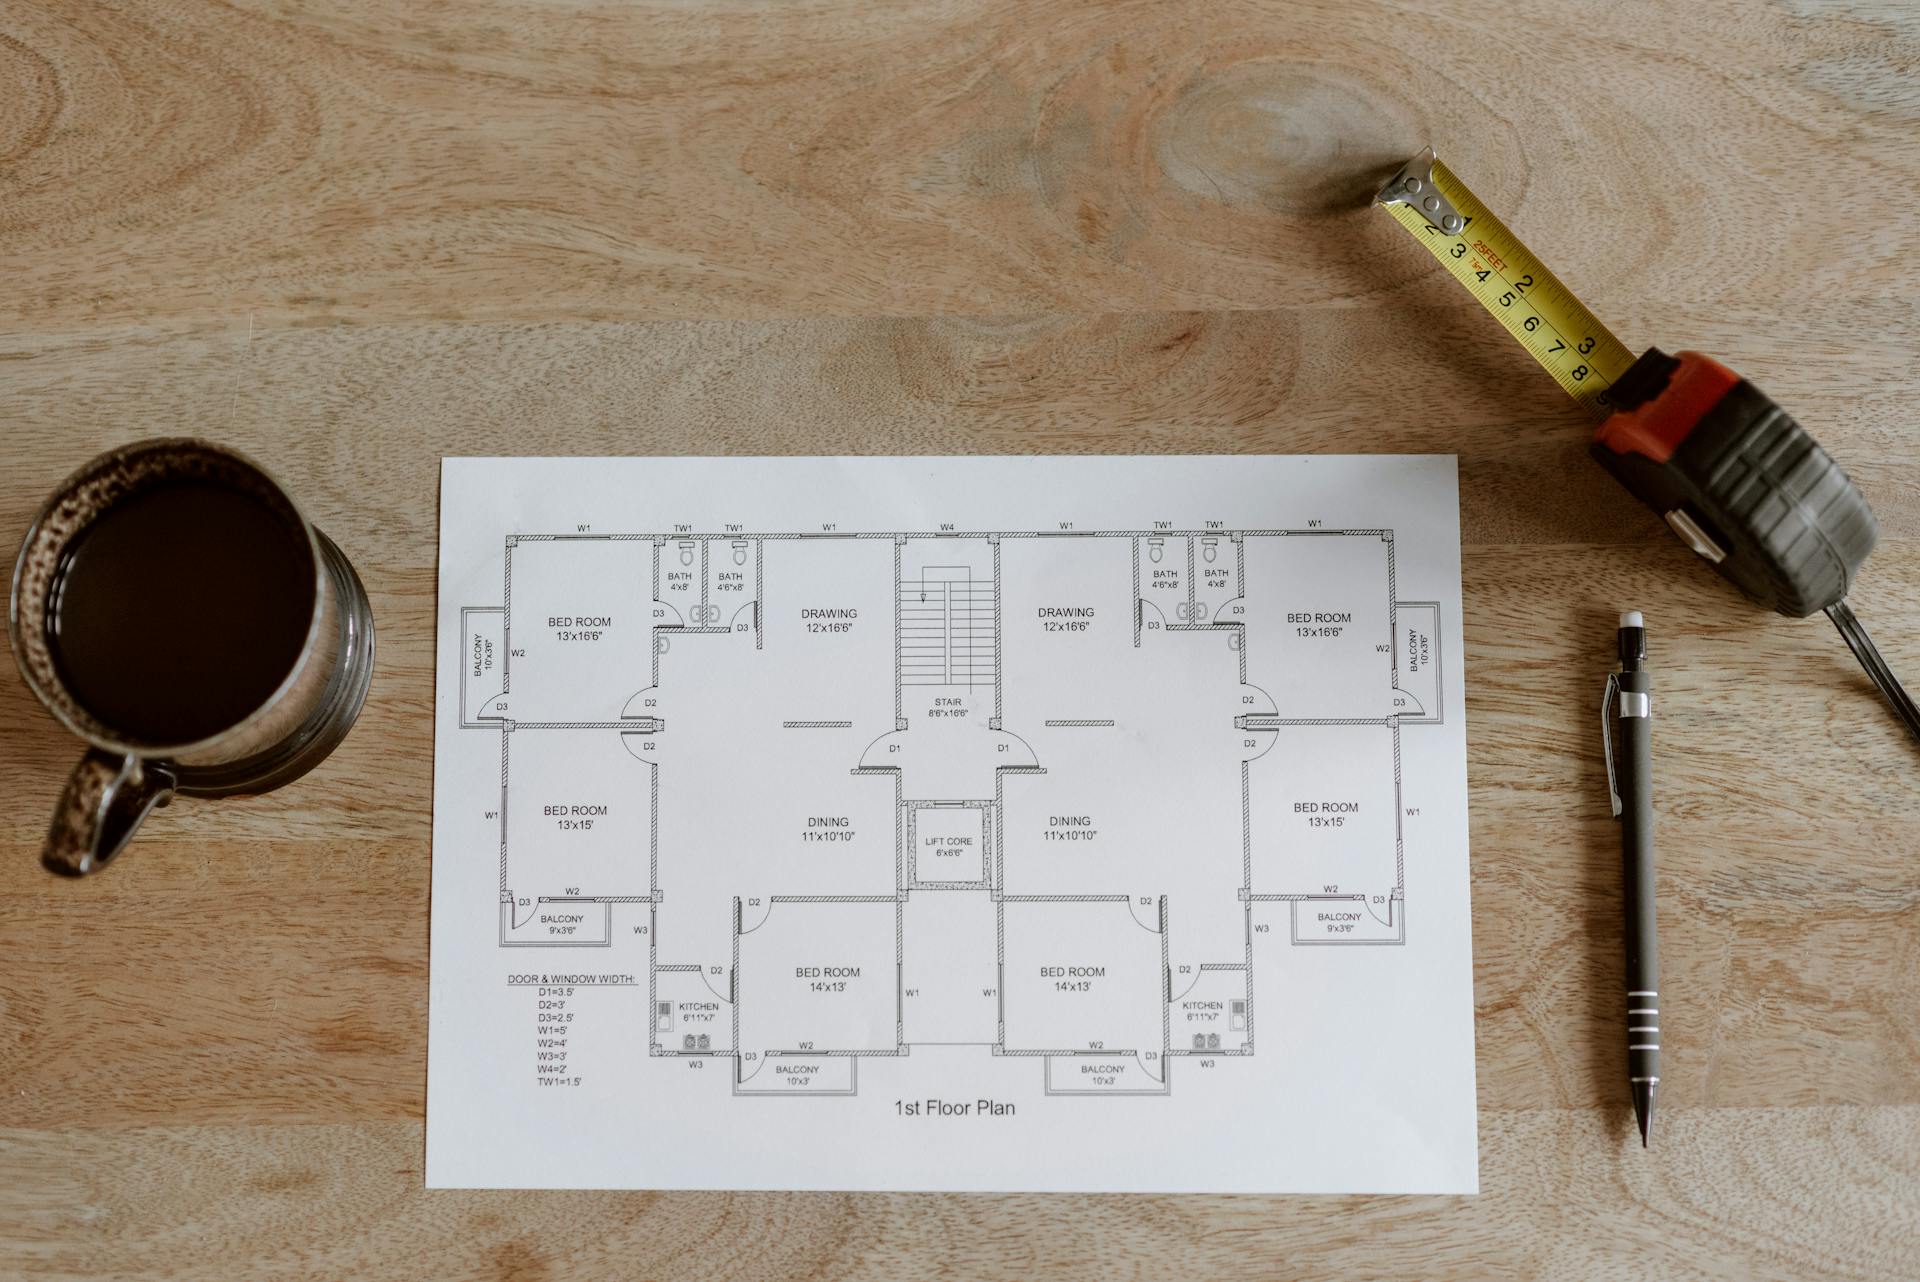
[48,480,317,745]
[12,440,376,875]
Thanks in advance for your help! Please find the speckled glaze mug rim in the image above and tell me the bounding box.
[8,437,327,758]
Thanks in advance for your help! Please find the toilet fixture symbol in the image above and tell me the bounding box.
[732,541,749,566]
[1147,538,1164,564]
[1202,538,1219,563]
[679,542,696,566]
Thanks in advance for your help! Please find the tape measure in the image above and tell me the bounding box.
[1375,147,1919,743]
[1375,150,1634,418]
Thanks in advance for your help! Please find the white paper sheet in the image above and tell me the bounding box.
[427,456,1476,1192]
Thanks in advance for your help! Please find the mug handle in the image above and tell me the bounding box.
[43,749,177,876]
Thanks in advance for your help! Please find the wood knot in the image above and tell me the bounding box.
[1152,62,1422,216]
[1031,40,1435,302]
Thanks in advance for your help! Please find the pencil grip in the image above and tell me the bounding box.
[1591,349,1878,618]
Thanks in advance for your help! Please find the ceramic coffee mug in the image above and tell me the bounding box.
[10,439,375,875]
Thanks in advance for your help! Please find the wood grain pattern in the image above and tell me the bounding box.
[3,1,1919,1278]
[2,1112,1917,1281]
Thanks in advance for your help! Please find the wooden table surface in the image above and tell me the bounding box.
[4,2,1918,1278]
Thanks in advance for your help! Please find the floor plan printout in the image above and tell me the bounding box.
[427,456,1476,1193]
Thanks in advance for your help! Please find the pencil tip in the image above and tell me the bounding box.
[1632,1081,1655,1148]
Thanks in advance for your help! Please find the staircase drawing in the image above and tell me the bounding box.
[899,567,996,687]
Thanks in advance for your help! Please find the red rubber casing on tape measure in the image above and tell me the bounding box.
[1590,349,1878,618]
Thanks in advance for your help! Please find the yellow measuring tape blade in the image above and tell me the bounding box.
[1377,152,1634,419]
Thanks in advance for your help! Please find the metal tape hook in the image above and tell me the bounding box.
[1375,146,1466,236]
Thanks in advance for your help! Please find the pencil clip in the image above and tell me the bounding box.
[1602,672,1622,817]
